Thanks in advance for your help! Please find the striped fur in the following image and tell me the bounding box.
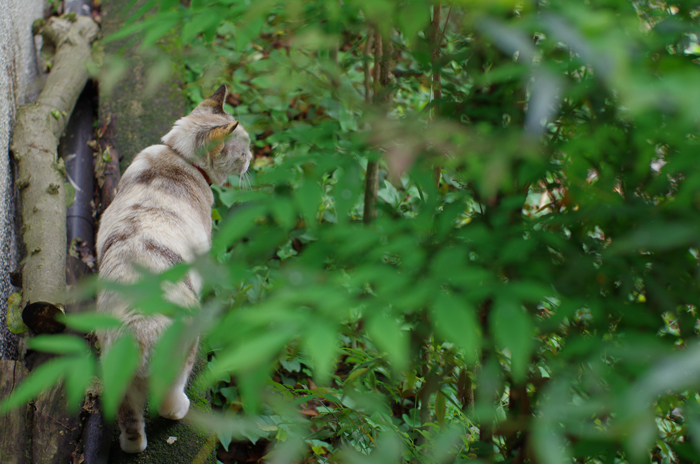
[96,86,252,453]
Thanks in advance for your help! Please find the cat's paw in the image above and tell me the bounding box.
[159,391,190,420]
[120,433,147,453]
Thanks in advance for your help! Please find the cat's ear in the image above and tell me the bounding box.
[209,121,239,141]
[204,121,239,155]
[197,85,228,114]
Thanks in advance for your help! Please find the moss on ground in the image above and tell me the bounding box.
[98,0,187,172]
[107,356,215,464]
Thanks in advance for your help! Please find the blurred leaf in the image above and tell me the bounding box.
[204,330,293,387]
[525,70,564,136]
[65,354,97,411]
[366,312,408,373]
[397,0,430,41]
[27,334,87,355]
[431,293,480,363]
[491,297,534,383]
[340,432,404,464]
[295,179,322,227]
[148,319,194,410]
[339,106,357,132]
[607,222,698,255]
[101,334,140,419]
[59,312,123,332]
[181,10,221,44]
[212,205,268,255]
[303,319,338,386]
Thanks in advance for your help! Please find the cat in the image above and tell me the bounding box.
[95,85,252,453]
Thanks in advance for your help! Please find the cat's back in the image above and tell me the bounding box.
[96,144,214,282]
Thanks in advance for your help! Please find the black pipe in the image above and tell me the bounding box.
[61,0,96,254]
[60,87,95,252]
[60,3,111,464]
[81,396,112,464]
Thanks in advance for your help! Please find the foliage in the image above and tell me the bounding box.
[6,0,700,462]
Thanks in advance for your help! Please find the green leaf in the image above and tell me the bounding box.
[142,12,179,47]
[339,106,357,132]
[340,432,404,464]
[435,390,446,425]
[366,312,408,373]
[101,334,141,419]
[491,297,534,383]
[27,334,87,355]
[533,381,573,464]
[148,320,194,410]
[204,330,293,387]
[182,10,221,44]
[270,197,297,230]
[607,222,698,255]
[294,179,322,227]
[506,280,553,303]
[234,15,265,51]
[397,0,430,40]
[431,293,480,363]
[303,319,338,386]
[6,292,28,334]
[532,416,571,464]
[65,354,97,411]
[65,182,76,208]
[212,205,267,255]
[59,312,123,332]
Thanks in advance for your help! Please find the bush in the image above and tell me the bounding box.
[5,1,700,462]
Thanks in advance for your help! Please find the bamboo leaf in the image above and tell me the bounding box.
[491,297,534,383]
[27,334,87,355]
[101,334,140,419]
[59,312,123,332]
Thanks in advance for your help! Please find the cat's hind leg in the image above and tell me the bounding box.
[158,340,198,420]
[118,376,148,453]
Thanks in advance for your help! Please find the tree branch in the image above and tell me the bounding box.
[11,15,98,320]
[9,14,99,464]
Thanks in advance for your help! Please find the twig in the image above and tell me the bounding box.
[363,29,374,104]
[364,29,384,224]
[438,6,453,48]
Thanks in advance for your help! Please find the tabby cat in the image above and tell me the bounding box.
[96,85,252,453]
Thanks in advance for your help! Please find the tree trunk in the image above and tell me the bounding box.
[363,28,393,224]
[9,14,99,464]
[11,15,98,324]
[30,360,83,464]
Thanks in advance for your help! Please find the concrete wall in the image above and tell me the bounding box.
[0,0,45,360]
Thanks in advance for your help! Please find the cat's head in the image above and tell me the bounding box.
[162,85,253,185]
